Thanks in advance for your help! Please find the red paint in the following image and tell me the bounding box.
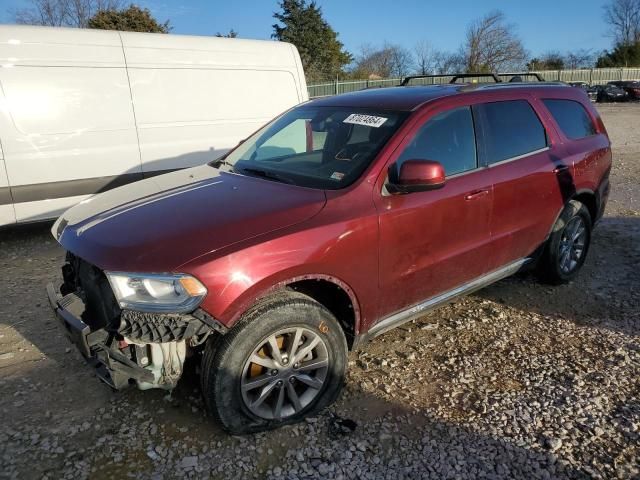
[59,84,612,338]
[398,159,446,187]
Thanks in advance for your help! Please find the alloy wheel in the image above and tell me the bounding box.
[240,327,329,420]
[558,216,587,274]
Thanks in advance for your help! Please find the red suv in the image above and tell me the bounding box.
[48,81,611,433]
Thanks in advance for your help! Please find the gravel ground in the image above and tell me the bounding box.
[1,104,639,480]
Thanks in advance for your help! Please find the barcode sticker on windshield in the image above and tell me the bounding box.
[343,114,388,128]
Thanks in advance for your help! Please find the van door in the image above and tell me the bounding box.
[0,140,16,226]
[0,28,142,223]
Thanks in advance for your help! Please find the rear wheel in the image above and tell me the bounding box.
[201,291,347,434]
[537,200,592,284]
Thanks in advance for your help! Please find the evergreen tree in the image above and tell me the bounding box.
[87,5,171,33]
[596,41,640,67]
[272,0,352,82]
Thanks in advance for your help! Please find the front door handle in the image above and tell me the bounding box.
[464,189,490,201]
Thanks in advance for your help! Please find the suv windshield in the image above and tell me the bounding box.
[214,106,407,189]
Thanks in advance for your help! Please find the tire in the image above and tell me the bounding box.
[201,290,348,434]
[537,200,592,284]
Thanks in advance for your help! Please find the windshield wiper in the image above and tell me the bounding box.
[238,167,295,185]
[210,158,235,170]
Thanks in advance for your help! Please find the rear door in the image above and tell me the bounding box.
[0,140,16,226]
[375,104,494,319]
[475,98,565,270]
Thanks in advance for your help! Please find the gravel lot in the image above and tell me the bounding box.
[1,104,639,480]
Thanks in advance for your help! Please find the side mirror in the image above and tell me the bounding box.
[387,159,446,194]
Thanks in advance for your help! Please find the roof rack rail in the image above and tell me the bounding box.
[498,72,546,82]
[401,73,502,86]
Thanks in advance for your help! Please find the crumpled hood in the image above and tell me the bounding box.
[54,166,326,272]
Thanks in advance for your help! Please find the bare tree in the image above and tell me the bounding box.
[351,44,393,78]
[432,50,464,74]
[414,40,437,74]
[15,0,123,28]
[351,43,414,78]
[388,43,414,77]
[603,0,640,45]
[564,49,596,69]
[461,10,527,72]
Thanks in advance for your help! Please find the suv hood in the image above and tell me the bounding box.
[54,166,326,272]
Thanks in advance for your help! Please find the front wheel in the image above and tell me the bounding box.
[201,291,348,434]
[537,200,592,284]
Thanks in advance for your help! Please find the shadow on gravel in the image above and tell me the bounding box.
[1,217,637,478]
[478,216,640,337]
[0,349,594,480]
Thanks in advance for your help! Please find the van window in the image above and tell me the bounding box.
[475,100,547,164]
[397,106,477,176]
[543,99,596,140]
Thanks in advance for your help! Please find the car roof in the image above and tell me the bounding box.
[308,82,571,111]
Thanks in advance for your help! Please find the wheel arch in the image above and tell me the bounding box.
[547,188,598,240]
[228,273,361,350]
[572,189,598,223]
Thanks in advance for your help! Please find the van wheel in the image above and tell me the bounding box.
[538,200,592,284]
[201,291,347,434]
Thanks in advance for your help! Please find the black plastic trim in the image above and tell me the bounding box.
[1,168,183,206]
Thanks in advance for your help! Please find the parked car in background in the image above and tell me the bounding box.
[607,80,640,100]
[0,25,308,226]
[567,81,597,102]
[49,79,611,433]
[586,85,599,102]
[596,84,628,102]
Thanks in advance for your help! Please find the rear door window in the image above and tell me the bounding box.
[474,100,547,165]
[543,99,597,140]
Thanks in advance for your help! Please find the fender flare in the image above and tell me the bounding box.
[546,188,598,240]
[227,272,362,335]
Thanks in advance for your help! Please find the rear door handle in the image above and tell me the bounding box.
[553,165,569,173]
[464,189,490,201]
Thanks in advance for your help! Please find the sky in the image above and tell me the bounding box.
[0,0,614,58]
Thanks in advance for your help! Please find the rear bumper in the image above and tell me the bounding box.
[46,283,155,389]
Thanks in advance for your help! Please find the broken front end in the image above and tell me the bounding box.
[47,253,226,390]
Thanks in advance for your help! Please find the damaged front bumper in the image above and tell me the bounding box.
[46,283,226,390]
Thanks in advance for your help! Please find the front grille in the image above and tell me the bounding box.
[62,253,121,332]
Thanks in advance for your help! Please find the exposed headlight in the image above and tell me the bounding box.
[106,272,207,313]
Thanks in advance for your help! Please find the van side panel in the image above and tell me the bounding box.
[0,26,142,223]
[290,43,309,103]
[121,32,305,173]
[127,68,301,171]
[0,140,16,226]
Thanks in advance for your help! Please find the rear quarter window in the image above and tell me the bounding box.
[543,99,597,140]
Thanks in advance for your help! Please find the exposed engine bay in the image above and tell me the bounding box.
[48,253,226,390]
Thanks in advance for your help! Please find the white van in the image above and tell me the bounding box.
[0,25,308,226]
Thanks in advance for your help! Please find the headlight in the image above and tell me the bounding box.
[106,272,207,313]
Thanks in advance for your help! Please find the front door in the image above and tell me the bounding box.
[374,105,494,320]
